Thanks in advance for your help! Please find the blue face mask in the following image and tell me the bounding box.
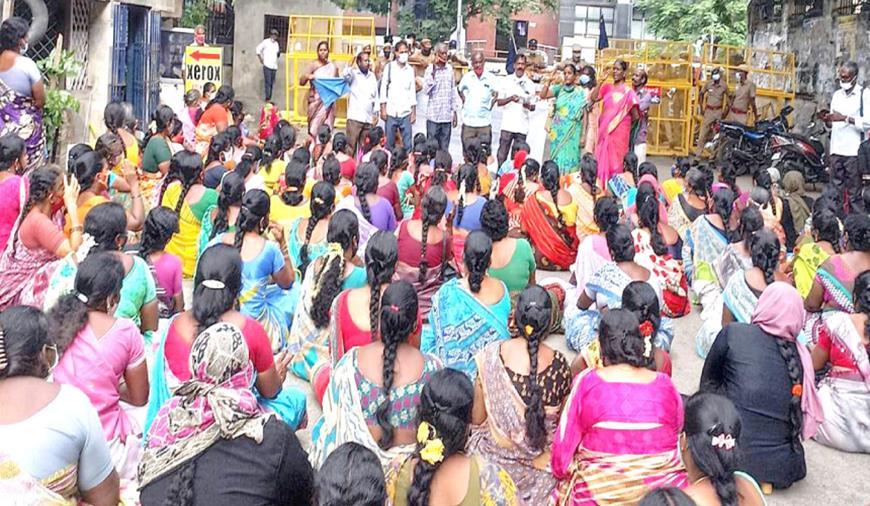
[579,74,591,85]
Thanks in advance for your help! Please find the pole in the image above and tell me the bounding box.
[456,0,464,49]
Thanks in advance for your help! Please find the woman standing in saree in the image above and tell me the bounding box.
[591,60,639,184]
[811,270,870,453]
[468,285,572,504]
[287,209,366,402]
[552,309,687,505]
[520,159,579,271]
[540,63,586,175]
[805,213,870,314]
[160,150,218,277]
[300,41,339,145]
[0,168,82,309]
[0,18,44,172]
[422,231,511,379]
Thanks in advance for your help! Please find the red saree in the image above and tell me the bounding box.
[520,192,578,271]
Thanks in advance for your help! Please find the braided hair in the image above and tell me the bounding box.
[594,196,620,234]
[354,162,379,224]
[599,308,647,368]
[103,101,126,135]
[430,150,452,188]
[514,158,540,205]
[309,209,359,328]
[749,229,780,285]
[811,208,842,253]
[375,281,418,449]
[193,244,243,336]
[454,163,479,228]
[370,150,389,176]
[579,154,598,203]
[18,167,60,227]
[160,150,204,215]
[84,202,127,252]
[636,182,667,255]
[621,281,660,370]
[280,161,307,206]
[389,146,409,179]
[365,232,399,338]
[418,186,448,283]
[735,206,763,245]
[775,335,804,452]
[139,207,179,260]
[753,168,777,217]
[712,188,736,238]
[541,160,570,240]
[210,172,245,240]
[684,393,743,506]
[299,181,336,277]
[407,369,474,506]
[845,213,870,253]
[480,197,509,242]
[515,285,553,451]
[204,132,233,168]
[48,252,124,354]
[607,224,636,263]
[261,134,283,175]
[321,154,341,186]
[232,189,270,252]
[463,231,492,293]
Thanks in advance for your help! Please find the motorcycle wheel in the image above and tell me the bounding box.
[714,137,736,166]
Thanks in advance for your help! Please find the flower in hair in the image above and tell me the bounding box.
[0,326,7,373]
[389,304,399,312]
[326,242,344,255]
[524,324,535,336]
[643,335,652,359]
[313,197,324,204]
[791,384,802,397]
[711,433,736,450]
[416,421,445,465]
[638,321,655,337]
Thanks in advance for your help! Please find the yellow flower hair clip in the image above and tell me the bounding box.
[416,421,445,465]
[524,324,534,336]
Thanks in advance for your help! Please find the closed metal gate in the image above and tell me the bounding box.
[110,3,129,104]
[111,5,162,125]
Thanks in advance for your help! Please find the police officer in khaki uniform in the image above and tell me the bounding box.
[525,39,549,82]
[695,67,728,156]
[725,64,757,125]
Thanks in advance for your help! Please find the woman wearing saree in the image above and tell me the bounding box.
[422,231,511,379]
[287,210,366,402]
[811,271,870,453]
[287,181,335,277]
[683,188,733,320]
[791,206,840,299]
[713,206,763,291]
[196,85,234,153]
[591,60,639,184]
[579,65,599,154]
[805,213,870,314]
[336,163,393,257]
[0,167,82,309]
[145,244,305,436]
[565,224,662,353]
[300,41,339,144]
[468,285,572,504]
[0,306,120,506]
[197,171,243,258]
[311,282,442,469]
[520,160,579,271]
[565,196,618,315]
[0,17,45,173]
[552,309,687,505]
[160,150,218,278]
[540,63,586,175]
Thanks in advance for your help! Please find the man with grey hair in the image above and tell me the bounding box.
[423,42,458,150]
[827,60,870,213]
[457,51,497,147]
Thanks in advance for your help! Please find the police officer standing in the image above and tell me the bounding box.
[695,67,727,156]
[725,64,757,125]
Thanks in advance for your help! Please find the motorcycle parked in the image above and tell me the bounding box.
[769,109,830,186]
[707,106,793,175]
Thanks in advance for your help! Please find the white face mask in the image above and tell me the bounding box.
[397,53,409,64]
[712,73,720,81]
[841,79,855,91]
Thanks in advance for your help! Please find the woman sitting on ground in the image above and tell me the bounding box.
[328,231,398,364]
[668,167,712,241]
[336,162,396,256]
[680,392,766,506]
[446,162,487,233]
[565,153,603,241]
[684,187,734,317]
[316,442,386,506]
[311,281,442,468]
[138,322,315,505]
[287,181,336,277]
[805,213,870,313]
[790,202,840,299]
[423,231,511,379]
[198,170,243,256]
[551,309,687,504]
[136,207,184,321]
[146,244,305,433]
[66,147,143,236]
[384,368,520,505]
[713,206,763,290]
[520,159,579,271]
[468,285,571,504]
[50,253,148,482]
[811,269,870,453]
[565,196,619,315]
[701,282,820,491]
[0,306,120,505]
[371,149,402,220]
[270,160,311,229]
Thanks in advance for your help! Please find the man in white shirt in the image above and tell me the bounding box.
[256,29,281,102]
[458,51,497,148]
[379,40,417,151]
[827,61,870,213]
[495,54,536,166]
[343,50,379,155]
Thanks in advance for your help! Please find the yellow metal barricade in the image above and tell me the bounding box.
[596,40,696,157]
[284,15,376,130]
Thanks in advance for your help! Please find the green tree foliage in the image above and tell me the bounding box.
[636,0,747,45]
[36,47,82,160]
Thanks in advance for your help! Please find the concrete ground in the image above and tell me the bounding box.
[281,150,870,504]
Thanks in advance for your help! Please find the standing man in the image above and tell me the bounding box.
[410,38,436,135]
[525,39,548,82]
[725,64,757,124]
[571,46,583,66]
[496,54,535,166]
[695,66,727,156]
[344,50,379,154]
[379,40,417,150]
[458,51,497,147]
[632,68,658,163]
[374,39,392,81]
[193,25,208,46]
[827,61,870,213]
[256,29,281,102]
[423,42,458,150]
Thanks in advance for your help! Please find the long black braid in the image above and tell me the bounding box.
[160,151,204,215]
[750,229,780,285]
[754,168,778,217]
[365,232,398,340]
[139,207,179,259]
[712,188,736,240]
[453,163,478,229]
[541,160,572,243]
[19,168,59,230]
[232,190,270,252]
[210,172,245,240]
[580,154,598,204]
[775,338,804,452]
[354,162,379,224]
[309,209,359,328]
[299,181,336,278]
[515,285,553,451]
[418,186,448,283]
[637,182,667,255]
[463,231,492,293]
[515,159,540,205]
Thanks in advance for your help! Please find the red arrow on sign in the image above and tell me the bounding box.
[190,50,220,61]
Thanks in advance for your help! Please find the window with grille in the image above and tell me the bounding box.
[13,0,65,62]
[572,6,615,38]
[264,15,290,54]
[833,0,869,15]
[789,0,824,27]
[68,0,90,90]
[751,0,784,24]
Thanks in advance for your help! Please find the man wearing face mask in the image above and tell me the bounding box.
[695,66,727,156]
[827,61,870,213]
[256,29,281,102]
[724,64,757,124]
[379,40,417,150]
[423,42,458,150]
[343,50,379,154]
[458,51,497,147]
[410,39,435,136]
[496,54,536,166]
